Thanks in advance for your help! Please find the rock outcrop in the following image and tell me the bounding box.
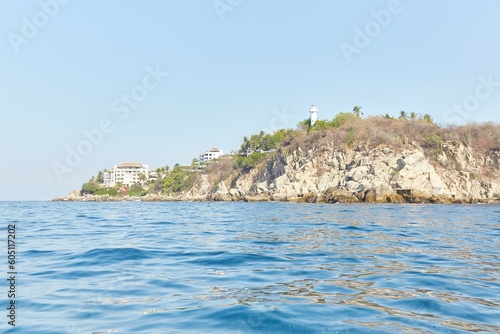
[53,142,500,204]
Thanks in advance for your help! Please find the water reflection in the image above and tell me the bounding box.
[12,202,500,333]
[184,204,500,332]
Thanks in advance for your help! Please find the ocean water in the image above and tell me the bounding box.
[2,202,500,333]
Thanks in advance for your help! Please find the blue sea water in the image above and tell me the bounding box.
[2,201,500,333]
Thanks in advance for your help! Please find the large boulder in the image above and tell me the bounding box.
[392,151,450,196]
[211,181,233,201]
[243,193,270,202]
[293,193,317,203]
[323,187,360,203]
[348,165,370,182]
[272,174,290,190]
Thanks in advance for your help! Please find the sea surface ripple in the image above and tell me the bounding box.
[2,202,500,333]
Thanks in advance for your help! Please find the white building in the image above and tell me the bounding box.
[309,104,318,126]
[103,170,114,185]
[148,171,158,182]
[104,162,148,186]
[199,148,223,163]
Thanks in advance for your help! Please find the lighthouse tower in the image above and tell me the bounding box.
[309,105,318,127]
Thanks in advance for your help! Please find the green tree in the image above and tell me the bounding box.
[138,172,146,184]
[163,165,195,194]
[309,119,331,131]
[399,111,408,121]
[272,128,294,144]
[423,114,434,124]
[81,180,100,195]
[352,106,363,118]
[298,118,311,130]
[410,112,417,122]
[240,136,250,153]
[331,112,353,127]
[240,129,291,154]
[234,152,266,174]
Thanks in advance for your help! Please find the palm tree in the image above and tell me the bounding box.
[399,111,408,121]
[423,114,433,124]
[96,171,104,183]
[155,168,162,181]
[138,173,146,184]
[249,134,259,152]
[410,112,417,121]
[240,136,250,153]
[353,106,363,118]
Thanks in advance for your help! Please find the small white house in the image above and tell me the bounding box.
[199,148,223,163]
[148,171,158,182]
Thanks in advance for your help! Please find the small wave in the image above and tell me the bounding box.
[340,225,364,231]
[25,249,56,256]
[66,247,156,266]
[7,202,500,333]
[75,214,103,220]
[186,251,287,266]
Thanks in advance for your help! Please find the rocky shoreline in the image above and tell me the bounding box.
[51,190,498,204]
[52,142,500,204]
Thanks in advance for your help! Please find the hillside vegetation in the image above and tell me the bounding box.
[71,111,500,203]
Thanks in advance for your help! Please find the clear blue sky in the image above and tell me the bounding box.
[1,0,499,200]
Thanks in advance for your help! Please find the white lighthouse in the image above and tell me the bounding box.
[309,104,318,127]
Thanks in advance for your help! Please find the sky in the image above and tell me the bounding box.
[1,0,499,201]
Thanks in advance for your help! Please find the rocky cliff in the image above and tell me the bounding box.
[55,140,500,204]
[197,142,500,204]
[53,115,500,204]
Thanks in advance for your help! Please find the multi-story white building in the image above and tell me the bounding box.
[198,148,223,163]
[104,162,148,186]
